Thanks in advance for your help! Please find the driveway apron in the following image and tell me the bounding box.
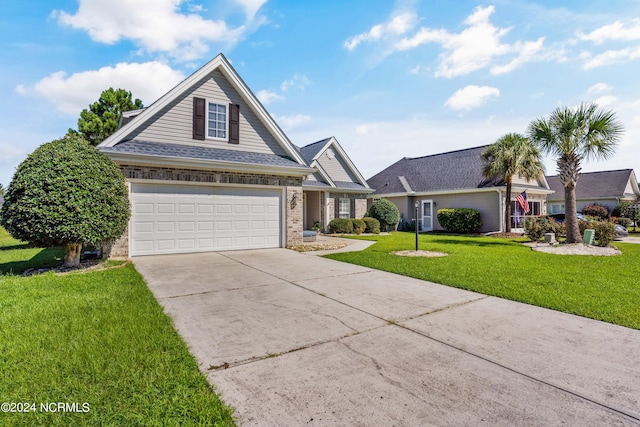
[133,249,640,426]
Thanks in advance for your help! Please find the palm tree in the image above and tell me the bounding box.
[481,133,544,233]
[528,102,623,243]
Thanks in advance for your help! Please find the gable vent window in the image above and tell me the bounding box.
[193,97,239,144]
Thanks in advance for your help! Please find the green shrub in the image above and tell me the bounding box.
[525,216,561,241]
[329,218,353,234]
[1,135,130,267]
[367,199,400,231]
[594,221,615,247]
[581,203,610,219]
[436,208,482,234]
[397,219,416,232]
[363,217,381,234]
[351,218,366,234]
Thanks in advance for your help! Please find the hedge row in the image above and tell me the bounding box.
[328,217,380,234]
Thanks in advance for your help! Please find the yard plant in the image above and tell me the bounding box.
[1,135,130,267]
[0,228,235,426]
[326,232,640,330]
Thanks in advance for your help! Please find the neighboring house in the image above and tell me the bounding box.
[0,194,4,208]
[97,54,321,257]
[297,137,372,232]
[367,145,554,233]
[546,169,640,214]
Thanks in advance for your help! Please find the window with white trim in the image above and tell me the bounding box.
[548,203,565,214]
[339,198,350,219]
[207,102,228,140]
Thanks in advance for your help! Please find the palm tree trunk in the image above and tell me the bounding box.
[505,181,512,232]
[564,186,582,243]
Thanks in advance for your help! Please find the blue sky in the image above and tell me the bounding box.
[2,0,640,188]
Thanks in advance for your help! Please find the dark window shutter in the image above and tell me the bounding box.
[334,198,339,219]
[229,103,240,144]
[350,199,356,218]
[193,97,205,140]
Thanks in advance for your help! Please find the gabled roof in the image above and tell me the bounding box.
[298,137,372,193]
[98,53,307,168]
[368,145,551,196]
[547,169,640,201]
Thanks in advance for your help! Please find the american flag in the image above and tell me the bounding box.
[516,191,530,214]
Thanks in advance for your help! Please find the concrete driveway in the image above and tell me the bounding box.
[134,249,640,426]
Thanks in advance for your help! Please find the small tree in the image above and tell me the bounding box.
[0,135,130,267]
[78,88,143,146]
[367,199,400,231]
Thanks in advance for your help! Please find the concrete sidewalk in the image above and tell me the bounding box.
[134,249,640,426]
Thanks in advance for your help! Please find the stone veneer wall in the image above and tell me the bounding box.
[109,165,304,258]
[328,193,368,222]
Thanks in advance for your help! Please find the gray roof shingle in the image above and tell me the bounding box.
[101,140,306,169]
[546,169,635,200]
[298,138,331,164]
[367,145,503,195]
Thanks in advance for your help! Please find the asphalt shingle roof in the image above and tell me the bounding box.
[367,145,503,195]
[101,140,306,169]
[298,138,331,164]
[546,169,635,200]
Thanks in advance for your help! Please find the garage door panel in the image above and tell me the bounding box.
[130,184,281,255]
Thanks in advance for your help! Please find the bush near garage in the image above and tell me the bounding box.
[436,208,482,234]
[329,218,353,234]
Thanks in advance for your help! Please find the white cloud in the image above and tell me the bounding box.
[593,95,618,107]
[587,82,612,94]
[17,62,185,115]
[256,89,284,105]
[582,45,640,69]
[394,6,545,78]
[273,114,311,129]
[280,74,311,92]
[52,0,256,61]
[445,85,500,111]
[0,142,26,166]
[577,19,640,45]
[344,11,417,51]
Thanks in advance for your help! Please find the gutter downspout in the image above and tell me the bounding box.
[498,188,504,233]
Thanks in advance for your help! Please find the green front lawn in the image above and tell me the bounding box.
[326,233,640,330]
[0,229,235,426]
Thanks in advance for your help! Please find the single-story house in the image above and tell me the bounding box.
[97,53,369,257]
[546,169,640,214]
[297,137,372,232]
[366,145,554,232]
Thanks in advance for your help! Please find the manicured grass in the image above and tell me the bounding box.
[326,232,640,330]
[0,229,235,426]
[0,228,65,274]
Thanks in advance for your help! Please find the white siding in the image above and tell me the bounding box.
[512,174,545,187]
[125,70,287,157]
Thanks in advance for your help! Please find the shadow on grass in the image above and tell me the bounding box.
[0,242,32,251]
[0,247,65,275]
[429,238,519,248]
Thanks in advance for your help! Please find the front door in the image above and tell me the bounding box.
[421,200,433,231]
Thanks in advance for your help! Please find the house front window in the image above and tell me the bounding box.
[339,198,350,219]
[207,102,227,139]
[549,203,564,214]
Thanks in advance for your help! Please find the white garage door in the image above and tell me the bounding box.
[130,183,281,256]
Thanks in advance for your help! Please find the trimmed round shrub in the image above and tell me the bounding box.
[581,203,610,219]
[436,208,482,234]
[615,217,632,228]
[367,199,399,231]
[362,217,380,234]
[329,218,353,234]
[351,218,366,234]
[0,135,130,266]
